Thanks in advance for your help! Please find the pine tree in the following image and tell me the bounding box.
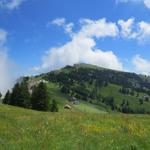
[10,81,30,108]
[31,82,50,111]
[3,90,11,104]
[19,81,31,108]
[0,92,2,102]
[50,99,58,112]
[10,83,20,106]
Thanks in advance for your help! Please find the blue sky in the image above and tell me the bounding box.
[1,0,150,92]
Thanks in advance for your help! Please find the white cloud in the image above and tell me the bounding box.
[116,0,150,9]
[37,36,123,72]
[137,21,150,42]
[34,18,122,72]
[0,51,14,94]
[78,18,119,38]
[118,18,137,38]
[116,0,142,3]
[132,55,150,75]
[144,0,150,9]
[65,23,74,34]
[51,18,66,26]
[0,29,14,94]
[51,18,150,43]
[34,18,150,74]
[51,18,74,35]
[0,0,25,10]
[118,18,150,43]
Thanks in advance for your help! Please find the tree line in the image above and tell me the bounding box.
[2,80,58,112]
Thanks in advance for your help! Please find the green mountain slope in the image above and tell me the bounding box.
[35,63,150,114]
[100,84,150,111]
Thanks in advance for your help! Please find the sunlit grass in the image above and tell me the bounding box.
[1,104,150,150]
[73,101,107,114]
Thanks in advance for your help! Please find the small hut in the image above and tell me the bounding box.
[64,104,72,109]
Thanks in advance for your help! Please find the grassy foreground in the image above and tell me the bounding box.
[1,104,150,150]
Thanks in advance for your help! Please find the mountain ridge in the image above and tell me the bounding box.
[31,63,150,114]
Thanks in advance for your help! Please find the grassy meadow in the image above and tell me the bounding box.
[1,104,150,150]
[1,77,150,149]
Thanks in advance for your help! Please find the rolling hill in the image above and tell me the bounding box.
[34,63,150,114]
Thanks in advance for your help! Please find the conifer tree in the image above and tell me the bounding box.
[3,90,11,104]
[0,92,2,102]
[19,81,31,108]
[50,99,58,112]
[10,81,30,108]
[10,83,20,106]
[31,82,50,111]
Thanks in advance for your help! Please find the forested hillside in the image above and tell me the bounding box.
[38,63,150,114]
[3,63,150,114]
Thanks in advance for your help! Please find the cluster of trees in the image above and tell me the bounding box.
[119,87,135,95]
[98,96,150,114]
[59,83,150,114]
[118,99,150,114]
[31,64,150,114]
[42,65,150,91]
[41,66,150,102]
[102,96,115,110]
[139,96,149,105]
[139,98,144,105]
[2,80,58,112]
[119,100,132,113]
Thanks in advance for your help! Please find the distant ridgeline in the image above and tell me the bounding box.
[39,63,150,114]
[2,63,150,114]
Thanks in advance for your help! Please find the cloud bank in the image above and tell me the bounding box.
[34,17,150,74]
[118,18,150,43]
[0,29,14,94]
[132,55,150,75]
[34,18,123,72]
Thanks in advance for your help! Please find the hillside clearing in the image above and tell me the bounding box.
[73,101,107,114]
